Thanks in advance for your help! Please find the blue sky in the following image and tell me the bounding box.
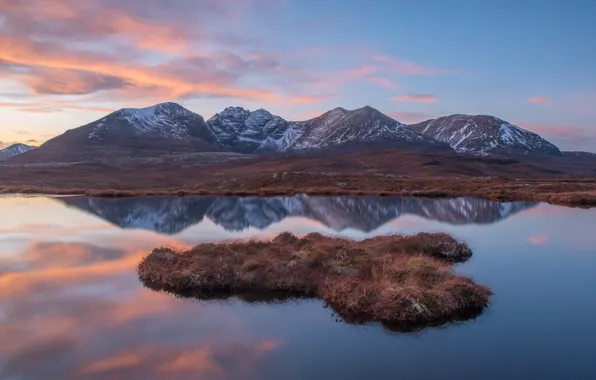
[0,0,595,151]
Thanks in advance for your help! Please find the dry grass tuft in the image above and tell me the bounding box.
[138,232,491,332]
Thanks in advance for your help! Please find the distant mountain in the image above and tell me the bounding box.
[0,143,36,162]
[409,115,562,156]
[59,195,538,235]
[206,105,452,154]
[563,151,596,157]
[7,102,222,165]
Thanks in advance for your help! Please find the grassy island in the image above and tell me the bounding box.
[138,232,492,331]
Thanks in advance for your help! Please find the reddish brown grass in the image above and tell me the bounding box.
[2,171,595,207]
[138,232,491,332]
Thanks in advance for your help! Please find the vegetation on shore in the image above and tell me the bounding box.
[138,232,491,332]
[2,172,595,207]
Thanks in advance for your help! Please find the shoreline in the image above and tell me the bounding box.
[1,173,596,207]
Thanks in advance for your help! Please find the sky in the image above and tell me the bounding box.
[0,0,595,152]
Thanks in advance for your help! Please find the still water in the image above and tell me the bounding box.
[1,195,595,380]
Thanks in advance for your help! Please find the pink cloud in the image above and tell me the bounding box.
[368,77,401,89]
[528,97,549,104]
[343,65,377,79]
[515,123,582,137]
[372,55,458,75]
[528,235,550,244]
[0,35,290,103]
[387,111,433,123]
[392,94,438,103]
[297,110,326,120]
[0,101,115,114]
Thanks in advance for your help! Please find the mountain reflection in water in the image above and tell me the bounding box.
[59,195,538,235]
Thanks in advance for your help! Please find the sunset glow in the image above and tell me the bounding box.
[0,0,595,151]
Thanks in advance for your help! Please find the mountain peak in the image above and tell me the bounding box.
[252,108,270,114]
[330,107,348,113]
[116,102,194,118]
[352,105,385,116]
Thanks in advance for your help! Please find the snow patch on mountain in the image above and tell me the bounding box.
[0,143,37,162]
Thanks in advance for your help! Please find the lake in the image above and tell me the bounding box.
[1,195,595,380]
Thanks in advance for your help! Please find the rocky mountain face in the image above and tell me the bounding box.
[59,195,538,235]
[0,143,36,162]
[206,106,452,153]
[409,115,562,156]
[206,107,295,153]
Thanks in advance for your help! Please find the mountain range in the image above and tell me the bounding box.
[5,102,576,167]
[59,195,538,235]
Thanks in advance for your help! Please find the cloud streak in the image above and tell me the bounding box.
[0,101,115,114]
[392,94,438,103]
[372,55,459,75]
[528,96,549,104]
[387,111,433,123]
[529,235,550,244]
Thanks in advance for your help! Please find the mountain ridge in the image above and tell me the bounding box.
[7,102,453,165]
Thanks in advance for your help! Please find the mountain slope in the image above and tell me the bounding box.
[8,102,222,165]
[0,143,36,162]
[289,106,451,152]
[409,115,561,156]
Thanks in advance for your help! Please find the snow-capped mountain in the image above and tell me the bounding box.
[0,143,37,162]
[59,195,538,235]
[87,102,216,143]
[7,102,221,165]
[289,106,450,151]
[409,115,562,156]
[206,107,295,152]
[206,105,452,153]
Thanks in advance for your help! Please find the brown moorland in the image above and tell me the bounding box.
[138,232,492,332]
[1,150,595,206]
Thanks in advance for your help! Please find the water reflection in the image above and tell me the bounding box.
[59,195,538,234]
[0,238,281,380]
[1,196,595,380]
